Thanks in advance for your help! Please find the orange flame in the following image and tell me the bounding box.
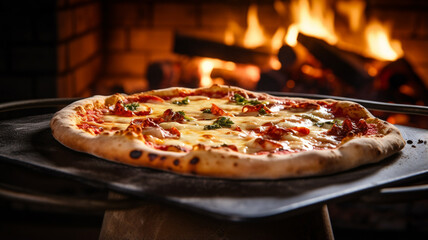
[365,20,403,61]
[336,0,365,32]
[199,59,216,87]
[290,0,337,45]
[272,27,286,51]
[225,21,242,46]
[285,24,299,47]
[243,4,266,48]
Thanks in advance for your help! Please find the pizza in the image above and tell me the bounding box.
[50,85,405,179]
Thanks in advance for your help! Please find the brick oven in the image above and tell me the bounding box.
[1,0,428,238]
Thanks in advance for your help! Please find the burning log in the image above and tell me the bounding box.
[375,57,428,105]
[173,32,272,66]
[297,33,373,89]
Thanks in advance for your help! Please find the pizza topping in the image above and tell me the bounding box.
[172,97,190,105]
[162,109,185,122]
[293,102,321,110]
[111,101,152,117]
[204,117,234,130]
[242,104,272,115]
[123,102,139,111]
[210,103,233,116]
[326,118,374,139]
[77,123,104,134]
[255,123,310,140]
[201,108,212,114]
[177,111,194,121]
[72,88,382,155]
[161,109,194,123]
[249,138,284,152]
[131,117,164,127]
[126,94,165,103]
[78,109,104,123]
[142,126,181,139]
[124,117,181,139]
[232,93,266,106]
[302,114,339,128]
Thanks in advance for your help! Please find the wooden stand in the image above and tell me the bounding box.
[99,193,334,240]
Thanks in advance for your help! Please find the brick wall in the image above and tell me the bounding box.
[56,0,102,98]
[0,0,102,102]
[101,1,275,93]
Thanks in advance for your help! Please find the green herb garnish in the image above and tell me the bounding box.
[258,108,267,115]
[124,102,139,111]
[202,108,212,114]
[172,97,189,105]
[314,121,330,127]
[204,117,234,130]
[177,110,193,121]
[303,114,337,128]
[233,93,264,106]
[204,124,221,130]
[302,114,319,122]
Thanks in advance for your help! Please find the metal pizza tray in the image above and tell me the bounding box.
[0,98,427,221]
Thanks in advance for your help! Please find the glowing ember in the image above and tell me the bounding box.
[365,20,403,61]
[243,4,266,48]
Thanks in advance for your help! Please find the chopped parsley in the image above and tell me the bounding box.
[202,108,212,114]
[124,102,139,111]
[172,97,189,105]
[333,118,343,126]
[204,117,234,130]
[233,93,265,106]
[177,110,193,121]
[303,114,341,128]
[314,121,332,127]
[258,108,267,115]
[302,114,321,122]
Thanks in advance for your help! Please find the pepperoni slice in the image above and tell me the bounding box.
[112,101,152,117]
[326,118,376,138]
[211,103,233,116]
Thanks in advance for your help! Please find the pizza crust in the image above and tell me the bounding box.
[50,85,406,179]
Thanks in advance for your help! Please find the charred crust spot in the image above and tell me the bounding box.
[160,156,167,161]
[189,157,199,165]
[130,150,142,159]
[375,148,381,156]
[190,171,197,175]
[233,162,238,167]
[148,153,158,161]
[173,159,180,166]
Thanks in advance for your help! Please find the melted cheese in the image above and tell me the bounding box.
[79,97,342,154]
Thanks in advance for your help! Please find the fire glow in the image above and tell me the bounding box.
[365,20,403,61]
[199,0,404,87]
